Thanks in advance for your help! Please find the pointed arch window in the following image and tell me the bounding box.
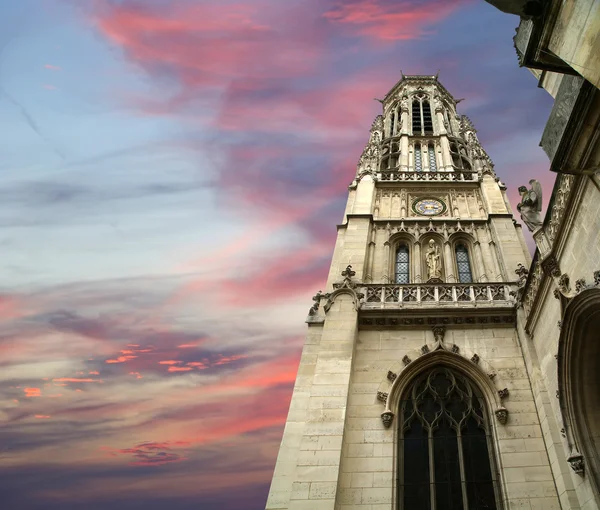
[390,110,396,137]
[412,100,422,135]
[428,144,437,172]
[399,367,499,510]
[456,244,473,283]
[414,144,422,172]
[395,245,410,284]
[423,101,433,135]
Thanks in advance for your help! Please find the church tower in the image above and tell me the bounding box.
[266,75,564,510]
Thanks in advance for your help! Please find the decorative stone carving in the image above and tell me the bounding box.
[425,239,442,280]
[488,372,497,380]
[495,407,508,425]
[432,326,446,343]
[541,255,561,278]
[517,180,543,232]
[567,453,585,475]
[308,290,324,316]
[420,344,430,355]
[558,273,571,294]
[471,353,480,364]
[402,355,412,366]
[387,371,397,382]
[451,344,460,354]
[594,270,600,286]
[575,278,587,293]
[546,174,575,246]
[377,391,388,403]
[498,388,509,399]
[381,411,394,428]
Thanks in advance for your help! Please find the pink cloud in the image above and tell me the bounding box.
[129,371,143,379]
[105,355,137,364]
[102,441,190,466]
[44,64,62,70]
[324,0,468,41]
[168,366,193,372]
[42,84,57,90]
[158,360,181,365]
[34,415,51,419]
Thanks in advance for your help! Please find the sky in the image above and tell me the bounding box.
[0,1,555,509]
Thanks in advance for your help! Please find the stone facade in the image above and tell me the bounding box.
[265,75,566,509]
[268,3,600,507]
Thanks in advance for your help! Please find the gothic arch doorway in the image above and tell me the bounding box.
[559,288,600,499]
[397,366,501,510]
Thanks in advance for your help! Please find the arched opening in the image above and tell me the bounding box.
[414,144,422,172]
[423,101,433,135]
[428,144,437,172]
[412,100,422,135]
[398,366,500,510]
[560,289,600,500]
[395,245,410,284]
[455,244,473,283]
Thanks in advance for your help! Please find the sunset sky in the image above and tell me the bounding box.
[0,1,555,509]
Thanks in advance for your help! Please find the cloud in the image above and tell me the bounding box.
[24,387,41,397]
[44,64,61,70]
[104,441,190,466]
[324,0,469,41]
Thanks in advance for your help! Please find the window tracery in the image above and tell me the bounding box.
[456,245,473,283]
[399,367,499,510]
[395,245,410,284]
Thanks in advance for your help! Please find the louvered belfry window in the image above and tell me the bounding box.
[456,244,473,283]
[395,245,410,284]
[428,144,437,172]
[398,367,499,510]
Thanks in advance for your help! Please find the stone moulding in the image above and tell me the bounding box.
[377,347,508,431]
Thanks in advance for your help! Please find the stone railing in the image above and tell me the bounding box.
[379,170,476,182]
[361,283,514,307]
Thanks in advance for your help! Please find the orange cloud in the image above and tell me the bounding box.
[53,378,103,383]
[105,355,137,364]
[129,371,143,379]
[89,371,100,375]
[34,415,51,419]
[168,366,193,372]
[24,387,41,397]
[158,360,181,365]
[186,361,208,369]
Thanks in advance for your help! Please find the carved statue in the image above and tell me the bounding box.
[308,290,323,316]
[517,179,543,232]
[425,239,442,280]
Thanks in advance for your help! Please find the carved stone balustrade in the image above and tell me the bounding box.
[362,283,513,309]
[378,170,477,182]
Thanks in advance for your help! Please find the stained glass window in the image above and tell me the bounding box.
[456,245,473,283]
[429,144,437,172]
[415,144,422,172]
[395,245,410,284]
[398,367,499,510]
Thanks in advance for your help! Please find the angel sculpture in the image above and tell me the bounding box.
[517,179,543,232]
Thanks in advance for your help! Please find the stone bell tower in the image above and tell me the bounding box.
[266,75,562,510]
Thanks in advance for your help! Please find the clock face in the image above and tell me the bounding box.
[413,198,446,216]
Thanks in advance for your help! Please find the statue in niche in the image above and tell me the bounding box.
[425,239,442,280]
[517,179,543,232]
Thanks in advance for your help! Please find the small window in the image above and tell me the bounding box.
[428,145,437,172]
[414,144,422,172]
[456,244,473,283]
[395,245,410,284]
[390,112,396,137]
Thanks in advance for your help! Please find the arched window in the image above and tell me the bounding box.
[412,100,422,134]
[428,144,437,172]
[398,367,499,510]
[390,111,396,137]
[456,244,473,283]
[395,245,410,284]
[423,101,433,135]
[414,144,422,172]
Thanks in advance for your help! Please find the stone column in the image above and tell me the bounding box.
[439,136,453,172]
[413,241,422,283]
[443,242,455,282]
[383,241,391,283]
[400,135,409,172]
[473,241,488,282]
